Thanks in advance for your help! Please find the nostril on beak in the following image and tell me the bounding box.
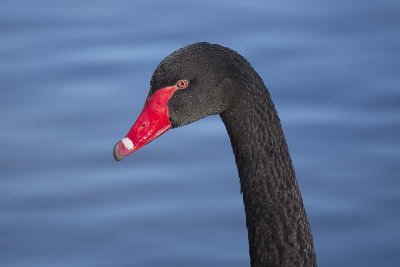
[139,122,149,130]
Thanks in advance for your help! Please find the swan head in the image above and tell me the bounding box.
[113,42,242,161]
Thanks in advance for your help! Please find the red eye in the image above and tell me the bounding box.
[176,79,189,89]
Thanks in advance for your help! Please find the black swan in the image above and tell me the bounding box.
[113,42,317,267]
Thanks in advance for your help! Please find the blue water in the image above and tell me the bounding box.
[1,1,399,266]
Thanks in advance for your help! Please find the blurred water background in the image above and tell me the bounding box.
[1,1,400,266]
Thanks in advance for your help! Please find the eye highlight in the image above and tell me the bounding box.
[176,79,189,89]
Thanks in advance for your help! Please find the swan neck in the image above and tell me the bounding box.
[220,84,317,267]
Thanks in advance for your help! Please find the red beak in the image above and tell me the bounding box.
[113,85,178,161]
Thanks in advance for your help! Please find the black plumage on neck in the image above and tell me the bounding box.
[220,69,316,267]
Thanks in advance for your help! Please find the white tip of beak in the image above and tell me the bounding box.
[121,137,134,150]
